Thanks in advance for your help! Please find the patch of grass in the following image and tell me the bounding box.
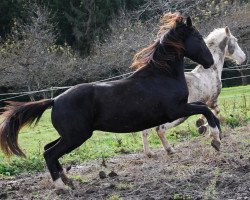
[31,192,40,199]
[0,174,15,180]
[116,182,133,190]
[70,175,89,184]
[107,194,123,200]
[219,86,250,122]
[203,168,220,200]
[202,138,212,146]
[0,153,44,176]
[0,85,249,175]
[225,114,246,128]
[173,193,191,200]
[220,92,249,128]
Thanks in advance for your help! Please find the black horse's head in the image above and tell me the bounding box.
[130,13,214,70]
[182,17,214,68]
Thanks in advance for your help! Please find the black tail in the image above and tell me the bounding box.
[0,99,54,157]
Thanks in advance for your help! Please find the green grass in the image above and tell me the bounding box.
[218,85,250,127]
[0,85,249,176]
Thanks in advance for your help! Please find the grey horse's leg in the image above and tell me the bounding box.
[155,118,187,154]
[142,129,156,157]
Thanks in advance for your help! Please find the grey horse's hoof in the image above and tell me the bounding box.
[198,125,207,134]
[196,118,205,127]
[66,165,72,172]
[166,147,176,155]
[145,150,156,158]
[211,140,221,151]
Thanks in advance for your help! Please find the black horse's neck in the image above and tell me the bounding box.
[132,43,185,79]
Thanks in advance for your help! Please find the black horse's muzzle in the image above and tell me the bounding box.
[203,58,214,69]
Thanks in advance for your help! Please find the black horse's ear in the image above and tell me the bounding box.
[186,16,192,27]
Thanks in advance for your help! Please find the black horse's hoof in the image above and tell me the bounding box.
[211,140,220,151]
[198,125,207,134]
[60,174,74,189]
[196,118,205,127]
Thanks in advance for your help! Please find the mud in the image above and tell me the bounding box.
[0,125,249,200]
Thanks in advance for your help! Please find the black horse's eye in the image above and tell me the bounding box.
[194,30,202,39]
[191,27,203,40]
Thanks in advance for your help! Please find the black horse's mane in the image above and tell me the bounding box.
[131,12,188,70]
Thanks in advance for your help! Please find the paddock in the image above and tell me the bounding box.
[0,123,249,199]
[0,85,249,199]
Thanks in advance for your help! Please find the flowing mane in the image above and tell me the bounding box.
[131,12,185,70]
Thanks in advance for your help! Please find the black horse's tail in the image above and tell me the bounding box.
[0,99,54,157]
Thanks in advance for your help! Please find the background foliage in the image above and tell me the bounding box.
[0,0,249,96]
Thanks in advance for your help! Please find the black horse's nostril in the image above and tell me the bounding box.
[203,58,214,69]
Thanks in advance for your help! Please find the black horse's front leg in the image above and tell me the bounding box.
[174,102,221,151]
[189,101,221,132]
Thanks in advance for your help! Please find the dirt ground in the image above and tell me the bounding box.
[0,125,249,200]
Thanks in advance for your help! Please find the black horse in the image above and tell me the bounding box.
[0,13,220,190]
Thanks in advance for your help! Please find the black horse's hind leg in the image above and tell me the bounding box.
[175,103,221,151]
[43,132,92,190]
[44,138,73,187]
[44,138,62,172]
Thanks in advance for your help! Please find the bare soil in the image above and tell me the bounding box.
[0,125,250,200]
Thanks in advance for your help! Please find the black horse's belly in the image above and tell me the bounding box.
[93,103,166,132]
[94,108,173,133]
